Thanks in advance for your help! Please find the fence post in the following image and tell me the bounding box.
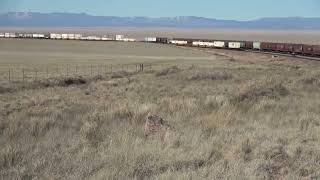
[75,65,78,75]
[90,64,93,76]
[110,65,113,73]
[46,67,49,78]
[104,65,107,75]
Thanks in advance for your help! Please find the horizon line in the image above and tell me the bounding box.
[1,11,320,22]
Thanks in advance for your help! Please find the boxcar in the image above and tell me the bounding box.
[292,44,303,54]
[74,34,82,40]
[61,34,68,40]
[170,39,189,46]
[302,45,313,55]
[261,42,276,51]
[245,41,253,49]
[228,42,245,49]
[145,37,157,42]
[275,43,286,52]
[156,37,168,44]
[17,33,25,38]
[172,38,193,46]
[204,42,215,47]
[192,41,202,47]
[313,45,320,56]
[283,44,294,52]
[68,34,75,40]
[213,41,226,48]
[253,42,261,50]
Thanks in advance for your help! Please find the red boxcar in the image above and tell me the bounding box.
[313,45,320,56]
[245,41,253,49]
[302,45,313,55]
[275,43,285,52]
[292,44,303,54]
[261,42,277,51]
[283,44,294,52]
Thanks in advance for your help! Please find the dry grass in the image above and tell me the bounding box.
[0,40,320,179]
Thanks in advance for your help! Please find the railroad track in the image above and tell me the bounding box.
[173,44,320,62]
[244,49,320,61]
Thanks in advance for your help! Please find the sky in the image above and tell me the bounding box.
[0,0,319,20]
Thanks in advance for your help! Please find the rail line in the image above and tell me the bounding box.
[172,44,320,62]
[243,49,320,62]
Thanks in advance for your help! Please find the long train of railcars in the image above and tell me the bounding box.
[144,37,320,58]
[1,32,320,58]
[165,38,320,57]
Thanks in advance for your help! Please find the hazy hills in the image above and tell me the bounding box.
[1,12,320,29]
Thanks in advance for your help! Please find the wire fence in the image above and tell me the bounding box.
[1,63,185,85]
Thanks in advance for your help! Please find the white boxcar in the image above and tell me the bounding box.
[193,41,214,47]
[25,34,33,38]
[86,36,95,41]
[253,42,261,50]
[101,37,113,41]
[39,34,45,38]
[67,34,75,40]
[61,34,68,39]
[9,33,16,38]
[0,33,4,38]
[50,33,57,39]
[4,33,10,38]
[213,41,225,48]
[192,41,202,46]
[228,42,245,49]
[203,42,214,47]
[17,33,24,38]
[145,37,157,42]
[116,35,124,41]
[170,40,188,45]
[56,34,62,39]
[123,38,136,42]
[74,34,82,40]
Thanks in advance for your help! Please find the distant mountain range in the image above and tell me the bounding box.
[1,12,320,30]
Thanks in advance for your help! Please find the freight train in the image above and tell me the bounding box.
[145,37,320,57]
[1,32,320,57]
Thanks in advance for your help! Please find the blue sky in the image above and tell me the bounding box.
[0,0,319,20]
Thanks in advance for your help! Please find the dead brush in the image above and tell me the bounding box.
[257,146,292,179]
[298,72,320,87]
[0,145,21,169]
[80,111,104,146]
[187,71,233,81]
[155,66,180,77]
[232,79,289,104]
[200,104,237,131]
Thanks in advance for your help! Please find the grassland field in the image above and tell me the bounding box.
[0,38,320,179]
